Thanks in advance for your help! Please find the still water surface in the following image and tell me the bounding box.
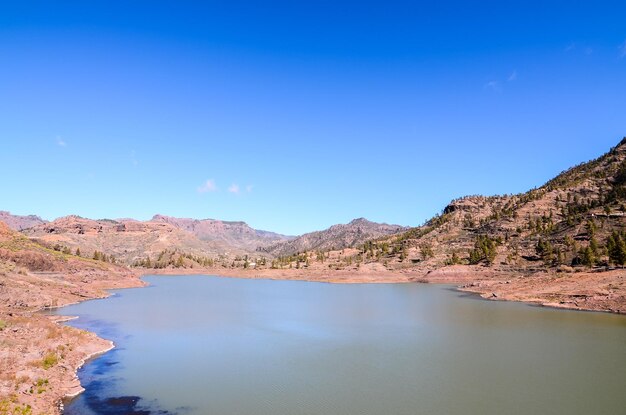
[57,275,626,415]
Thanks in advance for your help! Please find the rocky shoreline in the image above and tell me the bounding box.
[0,267,144,415]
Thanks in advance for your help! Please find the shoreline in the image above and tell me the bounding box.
[3,265,623,415]
[51,280,148,409]
[53,266,625,409]
[0,267,145,415]
[55,267,625,409]
[146,266,625,315]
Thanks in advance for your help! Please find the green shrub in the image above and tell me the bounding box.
[41,353,58,370]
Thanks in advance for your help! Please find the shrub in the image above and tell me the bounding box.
[40,353,58,370]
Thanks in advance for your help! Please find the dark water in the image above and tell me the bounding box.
[56,275,626,415]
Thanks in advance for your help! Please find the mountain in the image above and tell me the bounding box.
[150,214,293,252]
[0,210,47,231]
[309,138,626,274]
[22,215,241,265]
[259,218,407,257]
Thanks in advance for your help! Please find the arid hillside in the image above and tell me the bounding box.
[0,221,141,414]
[284,138,626,273]
[259,218,407,257]
[22,216,243,266]
[151,214,293,251]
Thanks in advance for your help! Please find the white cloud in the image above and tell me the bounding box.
[620,40,626,58]
[56,137,67,147]
[565,43,576,52]
[131,150,139,167]
[507,70,517,82]
[246,184,253,193]
[484,80,501,92]
[584,47,593,55]
[228,184,240,194]
[197,179,217,193]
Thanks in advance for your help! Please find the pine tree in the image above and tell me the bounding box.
[606,231,626,266]
[580,246,596,266]
[175,255,184,268]
[469,235,498,265]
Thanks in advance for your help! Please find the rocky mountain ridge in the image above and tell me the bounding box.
[0,210,47,231]
[258,218,407,257]
[150,214,293,251]
[21,216,238,265]
[7,212,400,266]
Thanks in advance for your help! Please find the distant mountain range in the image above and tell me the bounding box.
[1,210,404,265]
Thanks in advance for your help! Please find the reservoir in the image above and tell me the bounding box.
[56,275,626,415]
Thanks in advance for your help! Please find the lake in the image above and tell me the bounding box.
[56,275,626,415]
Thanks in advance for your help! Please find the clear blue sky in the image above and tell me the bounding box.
[1,1,625,235]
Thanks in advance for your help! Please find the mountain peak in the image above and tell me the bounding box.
[348,217,372,225]
[260,219,407,257]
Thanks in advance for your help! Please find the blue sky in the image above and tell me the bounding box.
[1,1,625,235]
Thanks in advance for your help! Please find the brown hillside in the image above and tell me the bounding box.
[259,218,407,257]
[0,220,141,414]
[151,214,293,251]
[343,137,626,272]
[23,216,247,266]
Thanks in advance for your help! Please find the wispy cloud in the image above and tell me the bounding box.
[56,136,67,147]
[131,150,139,167]
[619,40,626,58]
[228,184,240,194]
[484,80,501,92]
[507,70,517,82]
[245,184,253,193]
[565,43,592,55]
[197,179,217,193]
